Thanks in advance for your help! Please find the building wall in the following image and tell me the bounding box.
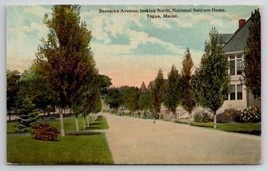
[221,52,247,110]
[222,79,247,110]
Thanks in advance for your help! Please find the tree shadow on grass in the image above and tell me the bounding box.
[66,131,102,136]
[85,123,101,130]
[89,122,101,126]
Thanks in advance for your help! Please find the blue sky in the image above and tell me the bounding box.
[6,5,259,86]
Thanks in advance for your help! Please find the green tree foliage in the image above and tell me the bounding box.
[92,90,102,114]
[138,90,152,113]
[36,5,97,136]
[15,96,38,133]
[7,70,21,120]
[151,69,165,119]
[105,88,123,111]
[192,28,229,128]
[72,74,101,130]
[19,65,55,114]
[164,65,181,120]
[121,86,140,113]
[98,74,112,95]
[180,49,196,124]
[243,9,261,98]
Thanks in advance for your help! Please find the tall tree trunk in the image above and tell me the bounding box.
[188,112,191,125]
[93,113,96,122]
[59,108,65,137]
[75,115,79,131]
[213,111,217,129]
[86,114,90,127]
[83,116,86,130]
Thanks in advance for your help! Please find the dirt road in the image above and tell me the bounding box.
[103,113,261,164]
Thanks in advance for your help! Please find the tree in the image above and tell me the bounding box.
[164,65,181,121]
[243,9,261,98]
[180,49,196,124]
[72,74,100,131]
[151,69,165,119]
[7,70,21,121]
[98,74,112,95]
[19,65,55,115]
[138,90,152,114]
[15,96,38,133]
[105,88,123,111]
[192,28,229,128]
[36,5,97,136]
[91,89,102,123]
[121,86,140,114]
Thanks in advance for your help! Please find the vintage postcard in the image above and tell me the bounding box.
[6,4,261,165]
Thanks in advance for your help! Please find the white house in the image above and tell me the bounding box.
[220,18,260,110]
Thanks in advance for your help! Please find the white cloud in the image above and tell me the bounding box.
[24,5,50,17]
[30,23,48,33]
[126,29,180,54]
[81,7,145,41]
[150,19,171,29]
[8,22,48,37]
[90,15,109,41]
[175,13,224,28]
[8,26,32,36]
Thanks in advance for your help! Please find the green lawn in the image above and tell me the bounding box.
[7,135,114,164]
[176,120,261,136]
[86,115,109,130]
[7,115,108,133]
[7,115,114,164]
[7,122,16,133]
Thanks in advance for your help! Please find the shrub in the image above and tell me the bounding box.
[194,113,202,122]
[202,112,211,122]
[194,112,212,123]
[238,107,261,123]
[223,108,242,123]
[32,123,59,141]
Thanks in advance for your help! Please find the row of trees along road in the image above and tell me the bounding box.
[102,34,228,129]
[104,10,260,130]
[158,48,195,124]
[35,5,101,136]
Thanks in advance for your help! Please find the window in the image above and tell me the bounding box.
[230,85,235,100]
[229,55,235,59]
[229,56,235,75]
[230,60,235,75]
[237,59,242,75]
[237,84,242,100]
